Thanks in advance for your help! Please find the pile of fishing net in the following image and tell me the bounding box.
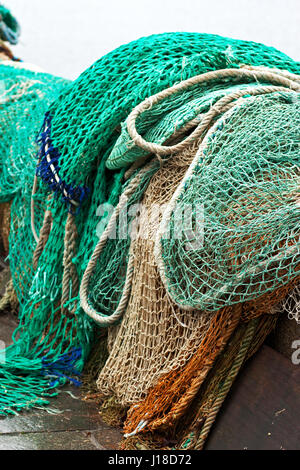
[86,70,300,448]
[0,22,299,450]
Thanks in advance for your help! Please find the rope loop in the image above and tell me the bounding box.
[127,66,300,157]
[80,161,156,326]
[81,66,300,325]
[61,212,79,317]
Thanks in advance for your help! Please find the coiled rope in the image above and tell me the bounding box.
[80,66,300,326]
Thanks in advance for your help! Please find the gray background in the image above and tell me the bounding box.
[4,0,300,79]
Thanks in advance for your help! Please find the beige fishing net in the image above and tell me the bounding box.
[97,141,218,405]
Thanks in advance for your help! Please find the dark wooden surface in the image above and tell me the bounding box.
[206,345,300,450]
[0,387,122,450]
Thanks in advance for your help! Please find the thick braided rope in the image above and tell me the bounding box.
[81,69,299,325]
[0,278,16,313]
[61,212,79,316]
[80,161,156,326]
[30,173,40,244]
[194,317,258,450]
[240,65,300,83]
[32,209,53,270]
[153,86,300,310]
[126,67,300,158]
[123,115,203,181]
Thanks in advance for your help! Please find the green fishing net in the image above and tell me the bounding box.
[0,63,69,203]
[155,91,300,311]
[85,83,300,321]
[0,63,73,414]
[41,33,300,198]
[1,31,299,416]
[107,82,266,169]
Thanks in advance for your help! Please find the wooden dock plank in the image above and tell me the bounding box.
[206,345,300,450]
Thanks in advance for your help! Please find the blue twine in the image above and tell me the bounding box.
[36,113,90,213]
[41,347,82,387]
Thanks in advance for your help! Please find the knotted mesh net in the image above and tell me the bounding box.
[83,71,299,443]
[155,92,300,312]
[0,26,299,449]
[97,142,217,405]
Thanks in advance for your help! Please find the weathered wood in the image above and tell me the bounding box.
[270,316,300,361]
[206,345,300,450]
[0,386,122,450]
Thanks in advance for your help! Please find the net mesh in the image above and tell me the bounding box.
[37,32,300,208]
[0,63,69,203]
[107,82,264,170]
[278,284,300,323]
[89,77,300,440]
[120,313,279,450]
[175,313,279,450]
[122,281,297,438]
[0,26,299,443]
[156,92,300,311]
[97,142,216,404]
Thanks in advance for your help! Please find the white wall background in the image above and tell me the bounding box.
[4,0,300,80]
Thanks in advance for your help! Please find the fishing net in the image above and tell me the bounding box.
[155,92,300,312]
[37,32,300,209]
[277,284,300,324]
[0,8,21,255]
[0,62,70,316]
[173,313,279,450]
[0,26,84,412]
[0,58,70,274]
[96,141,217,405]
[121,313,278,450]
[0,63,69,203]
[82,69,300,443]
[122,279,298,438]
[0,27,299,451]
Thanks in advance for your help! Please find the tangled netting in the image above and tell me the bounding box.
[0,63,69,203]
[80,65,299,445]
[113,87,300,439]
[278,284,300,323]
[155,92,300,311]
[96,144,217,404]
[93,89,300,406]
[38,32,300,208]
[86,74,299,442]
[0,27,299,449]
